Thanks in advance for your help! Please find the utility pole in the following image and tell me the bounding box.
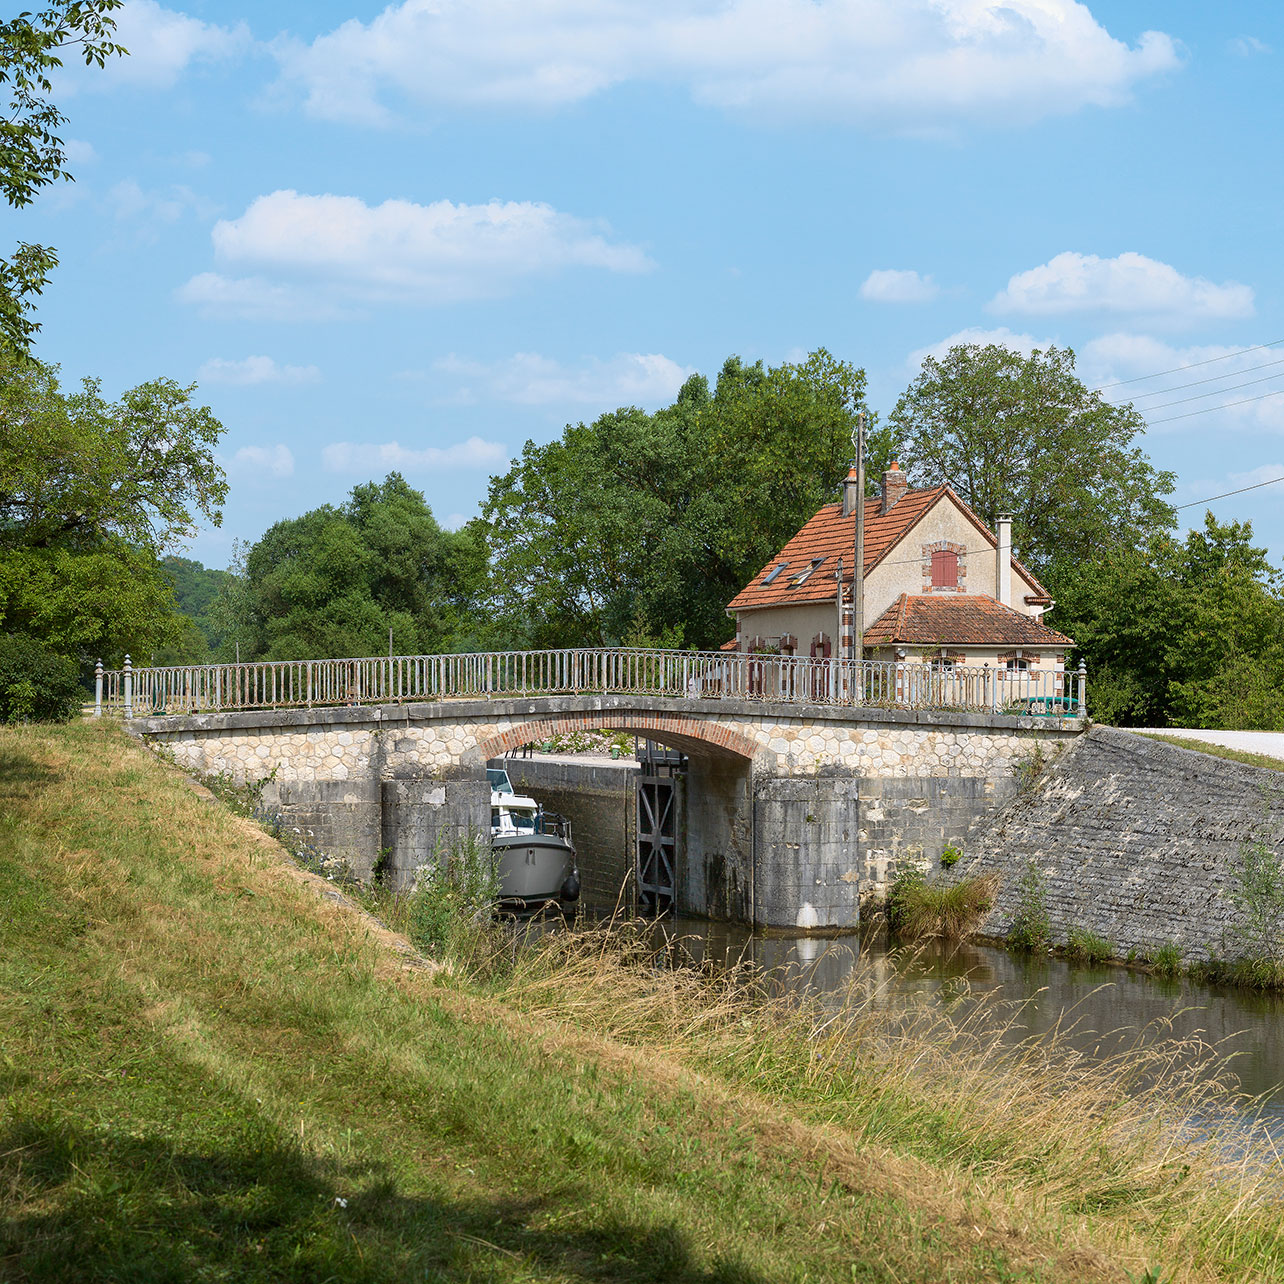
[851,412,865,672]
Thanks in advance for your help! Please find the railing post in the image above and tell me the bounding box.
[94,659,103,717]
[123,655,133,719]
[984,663,995,714]
[1077,659,1087,717]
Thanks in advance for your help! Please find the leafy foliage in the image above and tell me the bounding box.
[0,2,126,355]
[890,343,1175,577]
[234,474,486,661]
[1053,513,1284,728]
[0,631,81,722]
[0,352,227,664]
[481,350,885,649]
[1006,860,1053,954]
[885,866,996,941]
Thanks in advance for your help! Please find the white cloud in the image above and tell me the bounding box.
[1081,334,1284,433]
[273,0,1179,133]
[63,0,249,91]
[433,351,695,406]
[321,437,508,474]
[106,178,214,224]
[175,272,346,322]
[228,444,295,478]
[1229,35,1271,57]
[63,139,97,165]
[179,190,649,318]
[990,251,1254,326]
[198,355,321,386]
[859,269,938,303]
[905,326,1048,371]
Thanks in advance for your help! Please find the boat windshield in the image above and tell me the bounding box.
[492,806,538,835]
[487,767,513,793]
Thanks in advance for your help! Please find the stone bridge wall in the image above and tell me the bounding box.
[133,694,1080,929]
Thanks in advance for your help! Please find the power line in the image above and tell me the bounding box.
[1147,386,1284,425]
[1118,354,1284,401]
[1134,367,1284,413]
[1090,339,1284,392]
[1174,473,1284,511]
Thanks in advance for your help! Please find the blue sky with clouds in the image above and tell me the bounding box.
[10,0,1284,569]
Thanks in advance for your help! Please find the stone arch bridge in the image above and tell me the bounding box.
[134,692,1080,929]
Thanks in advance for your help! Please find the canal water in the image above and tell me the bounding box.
[660,918,1284,1126]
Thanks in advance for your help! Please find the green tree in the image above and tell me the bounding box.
[481,349,881,649]
[239,474,485,661]
[890,343,1175,577]
[0,352,227,663]
[1,2,126,355]
[1053,513,1284,728]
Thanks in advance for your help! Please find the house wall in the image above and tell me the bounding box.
[734,494,1057,656]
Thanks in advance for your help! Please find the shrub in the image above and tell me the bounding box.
[408,831,503,966]
[885,868,997,942]
[1006,860,1052,954]
[0,634,83,724]
[939,845,962,870]
[1064,927,1113,966]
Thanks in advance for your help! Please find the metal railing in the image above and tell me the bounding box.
[95,648,1087,720]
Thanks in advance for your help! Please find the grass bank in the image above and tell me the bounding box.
[3,723,1283,1281]
[1137,732,1284,772]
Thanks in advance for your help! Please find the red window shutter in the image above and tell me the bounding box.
[931,548,958,588]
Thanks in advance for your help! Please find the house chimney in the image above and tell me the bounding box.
[996,514,1012,607]
[841,466,860,517]
[881,461,908,514]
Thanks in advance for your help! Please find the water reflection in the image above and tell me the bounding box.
[661,917,1284,1123]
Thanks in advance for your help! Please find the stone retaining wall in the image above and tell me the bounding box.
[959,725,1284,962]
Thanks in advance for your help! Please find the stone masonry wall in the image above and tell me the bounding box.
[958,725,1284,962]
[134,696,1080,926]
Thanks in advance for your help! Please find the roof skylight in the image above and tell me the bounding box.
[763,562,788,585]
[790,557,825,586]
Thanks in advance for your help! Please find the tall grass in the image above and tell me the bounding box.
[7,721,1284,1282]
[884,868,997,942]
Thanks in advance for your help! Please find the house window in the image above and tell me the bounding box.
[930,548,959,589]
[929,655,955,672]
[790,557,825,586]
[763,562,788,585]
[1005,657,1029,672]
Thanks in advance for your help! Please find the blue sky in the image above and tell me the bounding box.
[10,0,1284,569]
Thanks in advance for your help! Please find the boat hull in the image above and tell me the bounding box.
[492,832,577,909]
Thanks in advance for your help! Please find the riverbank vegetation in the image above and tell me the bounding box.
[883,867,997,942]
[1138,732,1284,772]
[5,720,1284,1282]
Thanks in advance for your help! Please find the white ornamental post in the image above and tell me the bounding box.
[1077,659,1087,717]
[123,654,133,719]
[94,659,103,718]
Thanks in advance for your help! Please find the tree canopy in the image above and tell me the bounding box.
[480,349,885,649]
[231,474,486,661]
[1,2,125,355]
[0,351,226,663]
[890,343,1176,578]
[1052,513,1284,729]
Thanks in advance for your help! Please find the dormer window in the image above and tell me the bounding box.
[763,562,788,585]
[930,548,959,589]
[790,557,825,587]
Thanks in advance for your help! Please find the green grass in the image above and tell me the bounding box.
[1063,927,1114,967]
[1,723,1282,1281]
[884,870,997,942]
[1136,732,1284,772]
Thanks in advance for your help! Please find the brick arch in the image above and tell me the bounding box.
[476,711,759,762]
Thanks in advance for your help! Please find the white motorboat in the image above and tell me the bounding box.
[488,766,580,913]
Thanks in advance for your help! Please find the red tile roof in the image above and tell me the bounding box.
[862,594,1074,647]
[726,485,1049,613]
